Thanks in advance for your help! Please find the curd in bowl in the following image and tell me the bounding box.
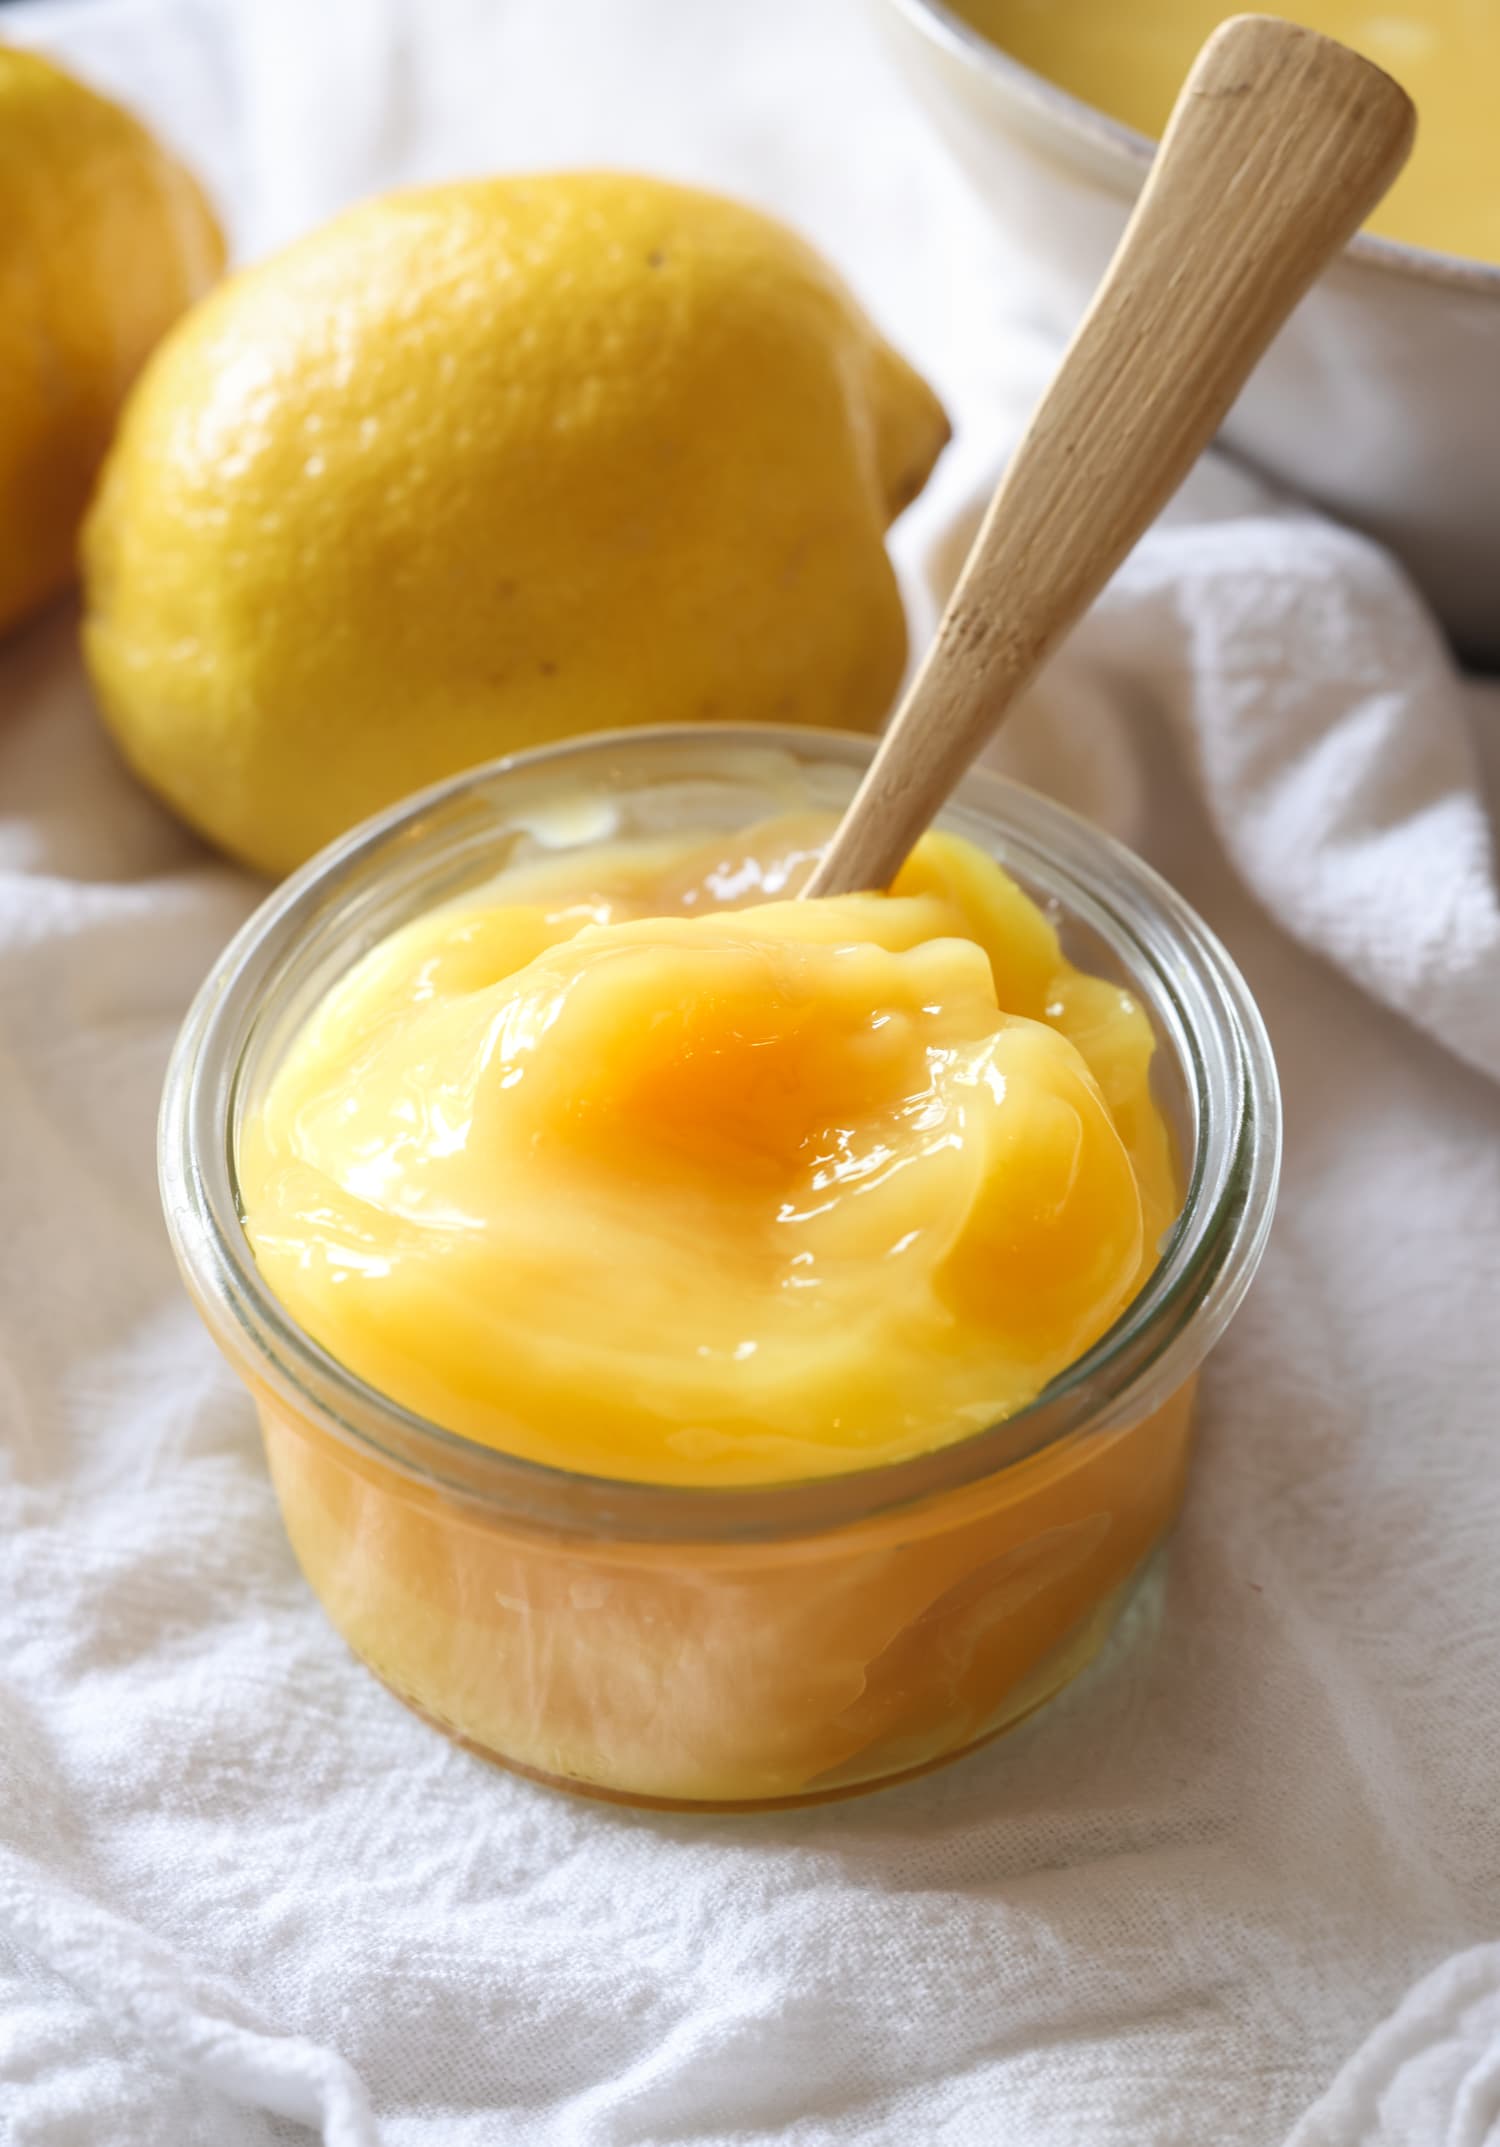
[949,0,1500,263]
[876,0,1500,659]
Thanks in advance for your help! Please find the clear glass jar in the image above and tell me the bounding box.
[160,725,1279,1809]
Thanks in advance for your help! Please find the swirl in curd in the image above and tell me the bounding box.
[239,817,1177,1487]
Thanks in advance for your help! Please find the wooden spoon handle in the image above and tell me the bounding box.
[804,13,1414,898]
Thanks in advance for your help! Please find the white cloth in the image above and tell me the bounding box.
[2,3,1498,2143]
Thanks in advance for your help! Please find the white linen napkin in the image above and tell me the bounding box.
[1,3,1497,2144]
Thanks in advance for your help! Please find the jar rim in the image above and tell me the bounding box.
[159,723,1280,1544]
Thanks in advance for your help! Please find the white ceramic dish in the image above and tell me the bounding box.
[877,0,1500,663]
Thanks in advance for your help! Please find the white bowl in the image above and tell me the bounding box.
[878,0,1500,663]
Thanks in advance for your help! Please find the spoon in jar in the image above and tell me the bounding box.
[803,12,1413,899]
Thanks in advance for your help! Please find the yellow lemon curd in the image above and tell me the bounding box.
[238,817,1192,1804]
[241,820,1176,1484]
[954,0,1500,263]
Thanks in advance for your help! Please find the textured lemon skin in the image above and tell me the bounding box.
[81,173,949,876]
[0,48,223,634]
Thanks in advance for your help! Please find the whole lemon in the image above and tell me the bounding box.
[82,174,948,876]
[0,48,223,634]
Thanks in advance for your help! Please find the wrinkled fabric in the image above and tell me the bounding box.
[1,2,1498,2143]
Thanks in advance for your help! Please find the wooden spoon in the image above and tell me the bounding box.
[803,13,1414,899]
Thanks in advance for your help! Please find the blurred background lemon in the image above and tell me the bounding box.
[82,172,947,876]
[0,48,223,636]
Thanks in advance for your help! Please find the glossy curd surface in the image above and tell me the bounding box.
[239,817,1178,1487]
[951,0,1500,262]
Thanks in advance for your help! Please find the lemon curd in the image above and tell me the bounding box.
[161,712,1295,1810]
[953,0,1500,262]
[239,818,1178,1491]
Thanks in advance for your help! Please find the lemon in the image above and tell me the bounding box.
[82,173,948,877]
[0,47,223,635]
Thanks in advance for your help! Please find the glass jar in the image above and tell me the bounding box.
[160,725,1279,1809]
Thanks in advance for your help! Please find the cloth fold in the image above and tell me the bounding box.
[1,2,1497,2143]
[1052,507,1500,1084]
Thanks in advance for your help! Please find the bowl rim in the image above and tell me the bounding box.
[160,722,1281,1546]
[884,0,1500,297]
